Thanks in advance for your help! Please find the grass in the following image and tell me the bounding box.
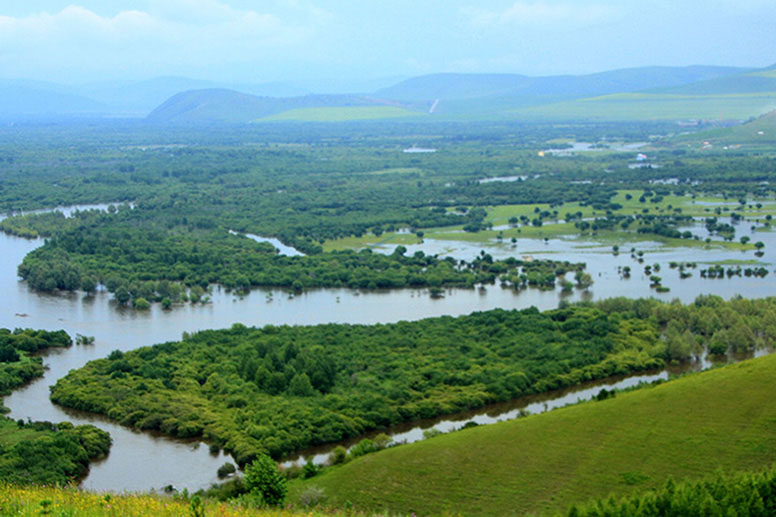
[291,353,776,516]
[321,190,775,252]
[0,419,45,450]
[0,485,316,516]
[261,106,422,122]
[512,92,776,121]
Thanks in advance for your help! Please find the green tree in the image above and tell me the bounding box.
[244,454,287,507]
[288,372,315,397]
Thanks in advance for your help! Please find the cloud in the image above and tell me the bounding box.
[0,2,326,80]
[464,1,619,30]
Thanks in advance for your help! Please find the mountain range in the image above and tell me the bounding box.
[2,64,775,123]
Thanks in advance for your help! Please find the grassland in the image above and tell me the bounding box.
[321,190,774,252]
[512,92,776,121]
[261,106,422,122]
[0,485,316,517]
[290,353,776,516]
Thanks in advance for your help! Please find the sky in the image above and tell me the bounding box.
[1,0,775,85]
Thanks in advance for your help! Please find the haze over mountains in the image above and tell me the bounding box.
[3,64,776,124]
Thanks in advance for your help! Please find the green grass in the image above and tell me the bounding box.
[261,106,422,122]
[321,191,775,252]
[292,353,776,516]
[0,419,44,450]
[512,92,776,121]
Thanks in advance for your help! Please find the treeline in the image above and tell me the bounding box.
[0,417,111,485]
[0,328,71,396]
[51,302,667,465]
[567,466,776,517]
[13,208,585,306]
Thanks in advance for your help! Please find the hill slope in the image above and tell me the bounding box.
[146,89,412,124]
[293,353,776,516]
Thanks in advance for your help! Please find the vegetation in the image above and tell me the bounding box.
[11,210,585,306]
[50,302,670,465]
[569,466,776,516]
[0,328,71,396]
[0,328,111,486]
[0,484,313,516]
[0,418,111,485]
[51,296,776,468]
[289,351,776,515]
[244,454,288,507]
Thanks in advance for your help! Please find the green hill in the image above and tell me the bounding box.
[511,91,776,121]
[671,109,776,147]
[510,66,776,122]
[146,89,409,124]
[292,353,776,516]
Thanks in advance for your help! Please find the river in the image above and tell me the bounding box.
[1,207,774,492]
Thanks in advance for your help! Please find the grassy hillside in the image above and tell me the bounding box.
[146,89,387,124]
[678,109,776,147]
[292,353,776,516]
[512,92,776,121]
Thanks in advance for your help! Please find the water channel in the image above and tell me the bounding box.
[1,207,774,492]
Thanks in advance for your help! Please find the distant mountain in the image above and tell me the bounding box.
[0,77,312,119]
[375,66,747,103]
[79,77,311,115]
[0,81,105,118]
[145,88,395,124]
[1,64,769,122]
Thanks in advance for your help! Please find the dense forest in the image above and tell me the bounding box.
[49,296,776,465]
[8,207,585,305]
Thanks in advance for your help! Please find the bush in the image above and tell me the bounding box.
[349,438,376,458]
[328,446,347,465]
[298,486,325,508]
[132,297,151,310]
[302,460,318,479]
[217,462,236,478]
[244,454,287,507]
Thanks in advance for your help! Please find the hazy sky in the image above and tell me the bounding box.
[1,0,775,84]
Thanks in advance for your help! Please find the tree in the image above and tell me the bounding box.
[114,286,130,305]
[244,454,287,507]
[574,271,593,290]
[288,372,315,397]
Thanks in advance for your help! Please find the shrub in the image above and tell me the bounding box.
[328,446,347,465]
[349,439,376,458]
[244,454,287,507]
[298,486,325,508]
[132,297,150,310]
[217,462,236,478]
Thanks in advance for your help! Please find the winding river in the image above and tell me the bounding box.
[1,207,775,492]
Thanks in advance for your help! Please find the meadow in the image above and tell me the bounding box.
[290,351,776,515]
